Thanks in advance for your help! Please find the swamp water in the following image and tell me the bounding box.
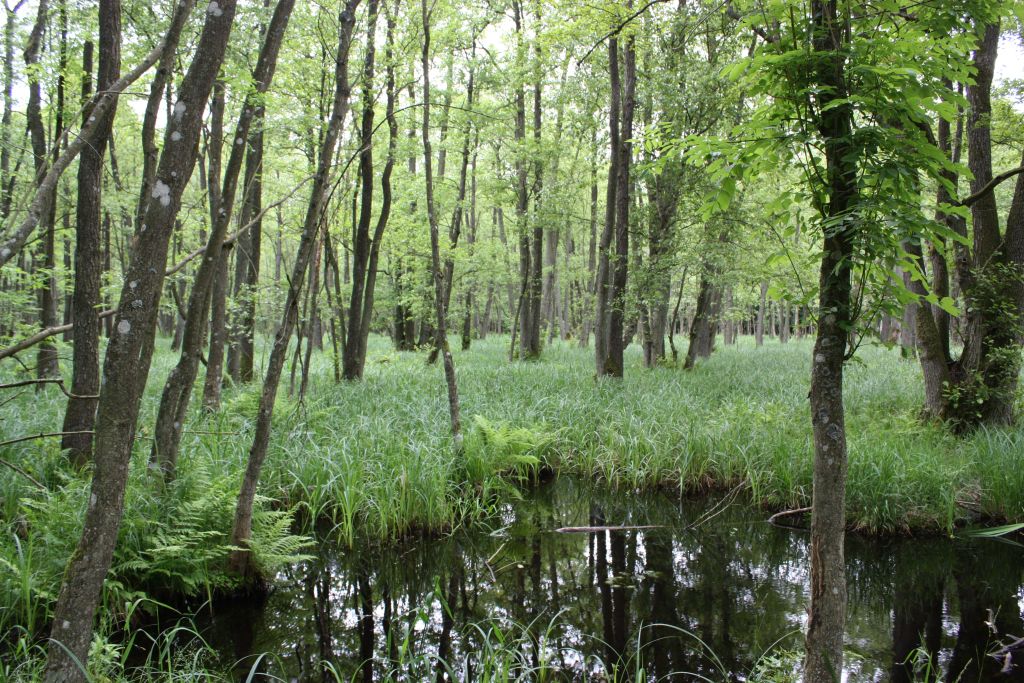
[185,480,1024,681]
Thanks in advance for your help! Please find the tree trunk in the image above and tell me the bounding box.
[202,243,231,411]
[683,274,721,369]
[524,8,543,359]
[61,0,120,465]
[134,0,196,238]
[149,0,293,479]
[341,0,381,380]
[594,37,621,375]
[0,1,24,221]
[227,115,265,384]
[605,33,635,378]
[803,0,855,678]
[756,281,766,347]
[299,232,323,401]
[24,0,61,381]
[43,3,236,678]
[228,0,359,579]
[421,0,462,447]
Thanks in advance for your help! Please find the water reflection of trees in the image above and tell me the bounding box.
[196,480,1024,682]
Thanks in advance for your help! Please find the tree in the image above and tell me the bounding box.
[149,0,295,480]
[421,0,462,445]
[229,0,361,578]
[594,13,635,379]
[43,2,237,677]
[60,0,120,465]
[910,20,1024,428]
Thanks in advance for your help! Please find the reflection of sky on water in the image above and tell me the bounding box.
[192,479,1024,682]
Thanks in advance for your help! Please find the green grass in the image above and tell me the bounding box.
[1,331,1023,666]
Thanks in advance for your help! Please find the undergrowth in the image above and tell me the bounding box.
[1,333,1023,676]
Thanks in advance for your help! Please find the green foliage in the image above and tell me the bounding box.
[463,414,552,485]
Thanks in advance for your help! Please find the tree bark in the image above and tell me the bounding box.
[228,124,265,384]
[202,243,231,411]
[43,3,237,678]
[605,32,635,378]
[683,274,722,369]
[594,37,621,375]
[61,0,121,465]
[803,0,855,679]
[343,0,398,380]
[756,281,767,347]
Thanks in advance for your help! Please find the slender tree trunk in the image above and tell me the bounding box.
[683,274,722,369]
[24,0,60,380]
[61,0,120,464]
[580,134,599,347]
[605,32,635,378]
[228,0,359,578]
[512,0,535,361]
[43,4,236,678]
[134,1,196,238]
[524,6,543,358]
[228,120,265,384]
[341,0,380,380]
[149,0,294,478]
[343,0,397,379]
[594,37,621,374]
[299,232,323,401]
[803,0,855,678]
[0,1,25,221]
[421,0,462,446]
[202,243,231,411]
[756,281,767,347]
[463,136,480,349]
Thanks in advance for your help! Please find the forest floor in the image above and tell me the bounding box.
[2,333,1023,673]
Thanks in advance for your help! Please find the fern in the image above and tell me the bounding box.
[464,415,553,486]
[248,503,314,574]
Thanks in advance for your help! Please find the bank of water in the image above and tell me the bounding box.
[178,479,1023,681]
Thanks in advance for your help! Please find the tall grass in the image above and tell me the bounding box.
[1,332,1023,670]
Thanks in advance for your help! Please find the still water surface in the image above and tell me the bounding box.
[193,480,1024,681]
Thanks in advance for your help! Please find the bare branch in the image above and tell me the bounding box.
[0,309,116,361]
[958,164,1024,207]
[0,430,93,449]
[0,456,45,489]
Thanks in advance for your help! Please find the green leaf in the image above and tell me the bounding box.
[961,523,1024,538]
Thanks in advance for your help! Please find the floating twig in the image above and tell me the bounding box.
[555,525,663,534]
[767,506,811,527]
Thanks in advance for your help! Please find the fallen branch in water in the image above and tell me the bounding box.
[767,506,811,527]
[555,525,663,534]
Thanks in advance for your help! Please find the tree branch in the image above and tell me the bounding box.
[0,456,45,489]
[958,165,1024,207]
[0,33,171,268]
[0,378,98,399]
[0,309,116,362]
